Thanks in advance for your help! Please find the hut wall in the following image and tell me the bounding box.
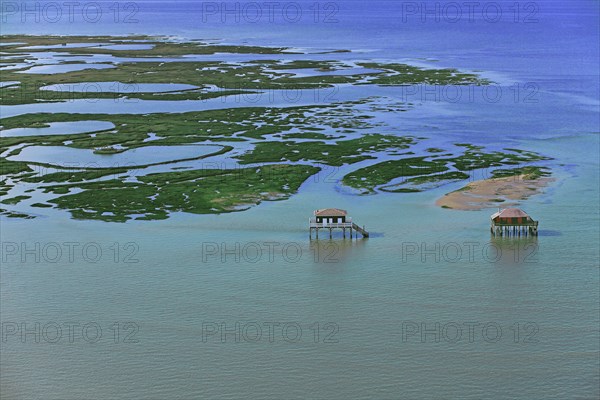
[315,216,346,223]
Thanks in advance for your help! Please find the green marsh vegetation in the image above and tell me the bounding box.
[0,35,551,221]
[42,164,320,222]
[340,147,551,194]
[1,35,489,104]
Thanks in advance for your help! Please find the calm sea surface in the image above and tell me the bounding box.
[1,1,599,399]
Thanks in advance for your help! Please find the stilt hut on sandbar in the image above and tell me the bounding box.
[490,208,538,236]
[309,208,369,239]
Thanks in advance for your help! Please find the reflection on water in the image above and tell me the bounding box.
[537,230,562,237]
[489,236,539,266]
[309,237,368,265]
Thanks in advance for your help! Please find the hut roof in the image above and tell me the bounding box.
[491,208,530,219]
[314,208,348,217]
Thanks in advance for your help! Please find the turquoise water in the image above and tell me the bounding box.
[1,1,599,399]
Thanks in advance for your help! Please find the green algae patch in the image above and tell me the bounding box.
[44,164,320,222]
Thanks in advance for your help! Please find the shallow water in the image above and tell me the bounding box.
[1,121,115,137]
[0,81,19,88]
[40,81,199,93]
[16,63,116,74]
[18,43,109,50]
[1,1,598,399]
[91,44,154,51]
[8,144,223,167]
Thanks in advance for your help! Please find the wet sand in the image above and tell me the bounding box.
[436,175,553,211]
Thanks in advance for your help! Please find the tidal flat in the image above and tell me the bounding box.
[435,167,554,210]
[0,35,553,221]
